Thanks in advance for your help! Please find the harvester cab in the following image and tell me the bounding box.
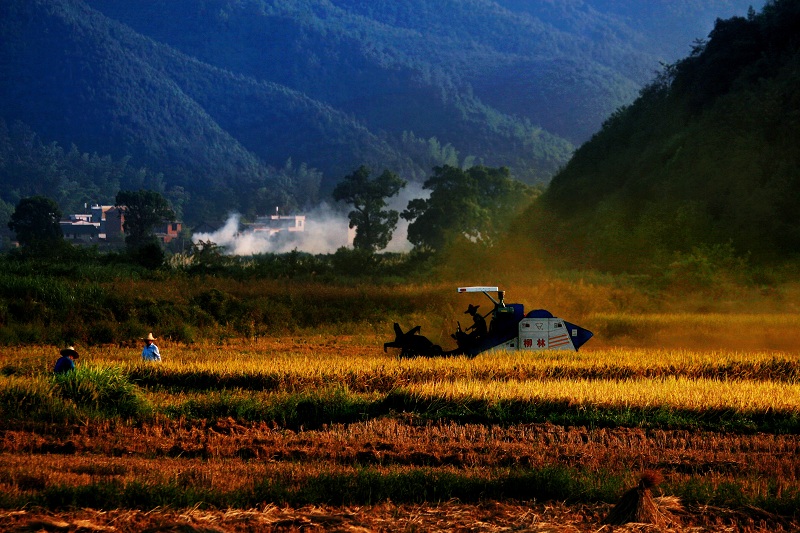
[452,286,525,356]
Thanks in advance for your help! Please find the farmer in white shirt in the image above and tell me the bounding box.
[141,332,162,362]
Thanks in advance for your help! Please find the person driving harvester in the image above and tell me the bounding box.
[452,303,488,349]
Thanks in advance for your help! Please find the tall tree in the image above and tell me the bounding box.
[403,165,536,252]
[115,189,175,249]
[8,196,63,248]
[333,166,406,252]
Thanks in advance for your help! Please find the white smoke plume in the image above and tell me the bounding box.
[192,181,427,256]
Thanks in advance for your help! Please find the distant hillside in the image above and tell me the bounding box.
[0,0,758,225]
[0,0,417,223]
[531,0,800,269]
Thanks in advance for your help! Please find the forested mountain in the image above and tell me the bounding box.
[0,0,758,225]
[531,0,800,268]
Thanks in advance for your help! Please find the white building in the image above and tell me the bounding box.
[245,215,305,236]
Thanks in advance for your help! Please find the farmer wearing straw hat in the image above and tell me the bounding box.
[465,303,487,341]
[54,346,79,373]
[451,303,488,350]
[141,332,161,362]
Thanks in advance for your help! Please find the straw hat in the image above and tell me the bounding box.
[60,346,79,358]
[465,304,480,315]
[143,333,157,341]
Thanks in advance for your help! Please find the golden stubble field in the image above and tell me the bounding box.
[2,287,800,532]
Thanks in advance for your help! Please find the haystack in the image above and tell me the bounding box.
[602,471,682,528]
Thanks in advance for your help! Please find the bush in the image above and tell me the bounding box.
[163,322,196,344]
[3,323,50,345]
[88,320,119,345]
[191,288,238,323]
[331,248,380,277]
[117,319,147,344]
[665,243,751,293]
[0,375,74,422]
[51,365,151,419]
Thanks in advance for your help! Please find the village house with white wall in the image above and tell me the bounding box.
[60,206,307,249]
[60,204,182,246]
[242,214,306,236]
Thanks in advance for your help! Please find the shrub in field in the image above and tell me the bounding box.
[51,365,151,419]
[88,320,119,345]
[162,322,196,344]
[0,325,21,345]
[58,310,89,346]
[116,319,148,344]
[191,288,239,323]
[259,300,295,333]
[0,323,52,345]
[331,248,380,277]
[133,296,177,327]
[0,274,72,313]
[665,243,750,293]
[186,305,216,329]
[0,375,74,422]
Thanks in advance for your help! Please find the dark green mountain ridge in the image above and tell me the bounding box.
[533,0,800,268]
[0,0,759,225]
[1,0,426,221]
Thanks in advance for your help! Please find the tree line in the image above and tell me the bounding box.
[6,162,538,264]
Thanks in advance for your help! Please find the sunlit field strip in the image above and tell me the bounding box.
[50,352,800,382]
[7,343,800,380]
[405,377,800,413]
[164,346,798,368]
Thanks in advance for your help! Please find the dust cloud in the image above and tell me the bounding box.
[191,182,426,255]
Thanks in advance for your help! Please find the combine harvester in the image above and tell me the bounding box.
[385,286,593,358]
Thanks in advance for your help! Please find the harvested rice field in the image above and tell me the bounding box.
[2,312,800,532]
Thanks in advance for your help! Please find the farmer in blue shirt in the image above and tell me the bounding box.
[141,332,161,362]
[54,346,79,373]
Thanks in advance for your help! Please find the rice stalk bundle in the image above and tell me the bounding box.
[602,471,682,528]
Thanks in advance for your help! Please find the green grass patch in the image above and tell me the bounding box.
[0,375,75,422]
[162,385,375,428]
[51,365,152,420]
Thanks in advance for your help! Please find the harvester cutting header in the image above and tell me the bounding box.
[385,286,593,358]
